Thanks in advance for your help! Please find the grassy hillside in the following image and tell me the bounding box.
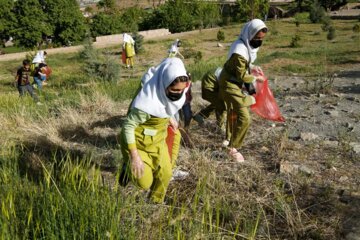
[0,18,359,239]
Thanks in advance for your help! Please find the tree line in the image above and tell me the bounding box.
[0,0,344,49]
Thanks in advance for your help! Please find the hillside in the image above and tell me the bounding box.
[0,19,359,239]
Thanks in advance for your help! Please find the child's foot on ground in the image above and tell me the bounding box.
[228,148,245,162]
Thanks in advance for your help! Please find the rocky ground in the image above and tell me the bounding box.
[186,64,360,239]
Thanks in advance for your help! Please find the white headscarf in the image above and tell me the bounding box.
[32,51,45,63]
[227,19,267,64]
[132,58,189,118]
[123,33,135,44]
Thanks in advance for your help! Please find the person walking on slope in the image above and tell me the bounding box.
[168,39,184,59]
[219,19,267,162]
[15,59,39,103]
[123,33,136,68]
[119,57,190,203]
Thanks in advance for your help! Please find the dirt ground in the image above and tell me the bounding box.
[187,63,360,239]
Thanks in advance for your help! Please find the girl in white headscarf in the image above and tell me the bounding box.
[123,33,136,68]
[168,39,184,59]
[219,19,268,162]
[119,57,190,203]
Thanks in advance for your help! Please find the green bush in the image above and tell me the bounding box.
[217,30,225,41]
[309,1,326,23]
[290,34,301,48]
[321,17,332,31]
[353,24,360,33]
[79,39,120,82]
[132,32,144,54]
[327,26,336,40]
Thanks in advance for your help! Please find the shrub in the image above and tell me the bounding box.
[290,34,301,48]
[353,24,360,33]
[217,30,225,41]
[327,26,336,40]
[132,32,144,54]
[79,39,120,82]
[321,17,332,31]
[309,1,326,23]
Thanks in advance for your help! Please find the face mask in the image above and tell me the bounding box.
[166,91,183,101]
[249,39,263,48]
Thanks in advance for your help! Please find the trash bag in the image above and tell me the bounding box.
[250,69,285,122]
[166,126,175,160]
[121,50,126,64]
[42,66,52,78]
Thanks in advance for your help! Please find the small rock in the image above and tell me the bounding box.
[323,140,339,148]
[346,96,356,101]
[298,165,315,175]
[324,110,339,117]
[280,161,314,175]
[339,176,349,182]
[300,132,319,141]
[349,142,360,154]
[317,93,326,98]
[217,42,223,47]
[332,93,343,98]
[280,161,298,174]
[260,146,270,153]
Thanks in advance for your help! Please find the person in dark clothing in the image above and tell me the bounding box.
[15,59,39,102]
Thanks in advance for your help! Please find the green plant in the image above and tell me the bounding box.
[309,0,326,23]
[321,17,332,31]
[132,32,144,54]
[352,24,360,33]
[290,34,301,48]
[217,30,225,41]
[327,26,336,40]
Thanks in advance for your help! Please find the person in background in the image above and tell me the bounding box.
[32,50,47,65]
[15,59,39,103]
[33,63,48,90]
[219,19,267,162]
[193,67,227,132]
[168,39,184,59]
[123,33,136,68]
[119,57,190,203]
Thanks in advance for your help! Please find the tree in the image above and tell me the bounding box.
[120,7,146,33]
[90,12,123,37]
[42,0,88,46]
[318,0,347,11]
[159,0,194,33]
[235,0,269,22]
[11,0,51,48]
[0,0,15,46]
[192,1,221,29]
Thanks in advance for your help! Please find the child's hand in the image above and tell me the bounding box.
[130,150,144,178]
[169,117,179,131]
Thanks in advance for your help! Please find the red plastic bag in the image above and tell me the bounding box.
[166,126,175,161]
[121,50,126,64]
[250,69,285,122]
[42,66,52,78]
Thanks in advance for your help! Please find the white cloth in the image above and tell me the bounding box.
[123,33,135,44]
[32,51,45,64]
[132,58,189,118]
[214,67,222,80]
[227,19,267,64]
